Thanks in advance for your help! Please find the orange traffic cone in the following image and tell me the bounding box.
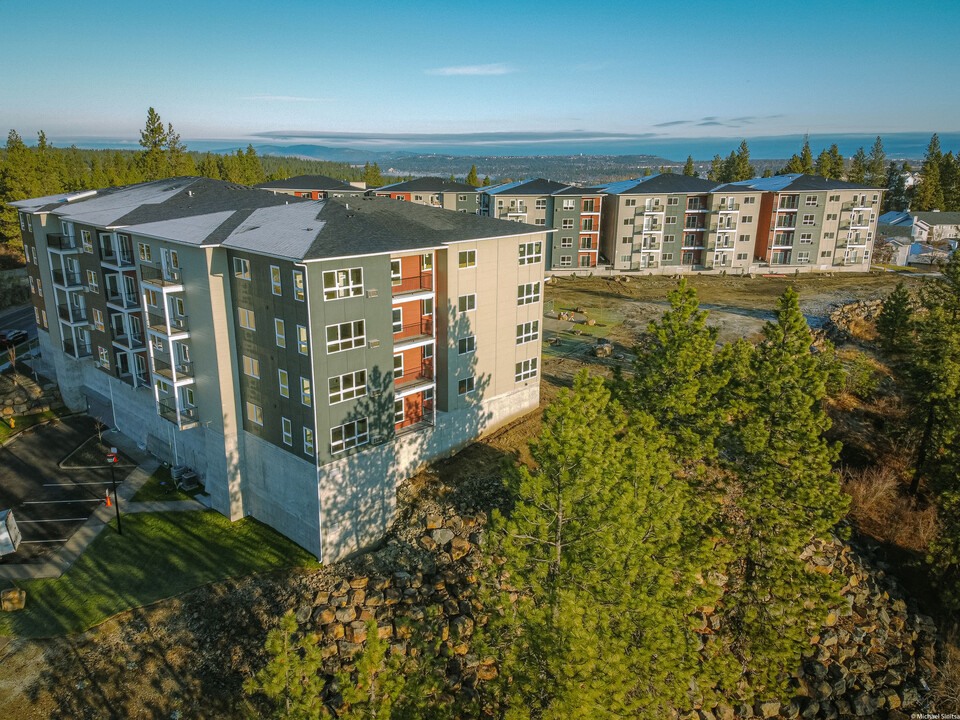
[105,490,112,507]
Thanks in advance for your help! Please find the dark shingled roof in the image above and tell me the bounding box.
[730,173,882,192]
[912,211,960,226]
[601,174,719,194]
[255,174,362,192]
[484,178,570,196]
[374,177,479,193]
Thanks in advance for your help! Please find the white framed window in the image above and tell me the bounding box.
[826,213,838,221]
[821,250,832,258]
[799,233,813,244]
[393,353,403,379]
[323,267,363,300]
[666,216,677,224]
[516,320,539,345]
[93,308,105,332]
[391,259,401,286]
[138,242,151,262]
[802,214,815,226]
[394,399,405,424]
[19,212,26,230]
[562,198,575,210]
[580,236,592,249]
[667,197,679,206]
[742,216,753,224]
[743,196,756,204]
[329,370,367,404]
[623,218,635,226]
[274,318,286,348]
[81,230,92,252]
[145,288,158,308]
[270,266,282,295]
[824,232,835,239]
[458,377,475,395]
[304,427,315,455]
[293,269,305,301]
[28,276,35,295]
[246,402,263,426]
[736,252,749,260]
[805,195,818,206]
[535,198,547,209]
[519,241,542,265]
[278,369,289,397]
[282,417,292,446]
[331,418,368,454]
[34,308,40,325]
[155,378,170,393]
[392,308,403,334]
[326,320,365,353]
[458,294,476,313]
[233,257,251,280]
[738,234,751,243]
[238,308,256,330]
[534,218,546,226]
[518,282,540,305]
[624,198,637,207]
[36,279,42,297]
[458,194,467,202]
[662,253,674,261]
[298,325,308,354]
[41,310,47,328]
[242,355,260,378]
[515,358,538,382]
[458,250,476,268]
[797,251,811,263]
[561,218,574,229]
[559,255,572,267]
[82,270,97,293]
[421,253,433,271]
[300,377,311,406]
[458,335,476,354]
[664,235,675,243]
[561,237,574,248]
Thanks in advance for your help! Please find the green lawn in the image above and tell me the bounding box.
[130,465,193,502]
[0,409,61,443]
[0,511,320,637]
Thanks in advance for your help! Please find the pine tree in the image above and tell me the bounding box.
[198,153,221,180]
[734,140,754,181]
[718,151,737,183]
[884,162,909,212]
[721,287,848,700]
[847,147,868,184]
[939,151,959,211]
[34,132,64,196]
[166,124,195,177]
[708,154,723,181]
[814,149,832,178]
[799,136,814,174]
[242,145,266,185]
[876,281,915,355]
[0,130,39,253]
[683,155,696,176]
[362,162,384,188]
[828,144,845,179]
[137,107,168,181]
[866,136,887,187]
[913,133,945,211]
[466,164,480,187]
[782,154,804,174]
[482,175,491,186]
[642,167,652,177]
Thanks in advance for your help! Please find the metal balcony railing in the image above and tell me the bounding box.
[57,303,88,323]
[393,317,434,342]
[158,397,199,426]
[140,264,183,287]
[47,233,80,251]
[62,337,92,358]
[147,312,189,335]
[52,268,83,288]
[153,356,194,381]
[392,271,433,295]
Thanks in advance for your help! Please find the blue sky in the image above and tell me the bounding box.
[1,0,958,144]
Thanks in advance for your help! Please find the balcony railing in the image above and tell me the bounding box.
[47,233,80,251]
[393,317,434,342]
[716,203,741,212]
[395,365,434,390]
[140,264,183,287]
[158,397,199,428]
[147,311,189,335]
[57,302,88,324]
[106,292,140,310]
[392,271,433,295]
[52,268,83,288]
[112,329,145,350]
[153,356,194,381]
[101,249,135,268]
[63,337,92,358]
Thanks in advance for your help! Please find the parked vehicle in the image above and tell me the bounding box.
[0,329,28,348]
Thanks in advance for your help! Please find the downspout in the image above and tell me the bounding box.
[299,261,323,563]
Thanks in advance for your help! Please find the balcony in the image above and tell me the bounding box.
[394,318,434,349]
[57,302,88,325]
[106,292,140,311]
[716,202,741,212]
[147,311,189,336]
[62,337,92,358]
[158,397,199,430]
[392,271,433,297]
[47,233,80,252]
[140,264,184,289]
[635,205,664,215]
[112,328,145,351]
[395,365,434,393]
[101,249,135,269]
[152,356,195,383]
[52,268,83,288]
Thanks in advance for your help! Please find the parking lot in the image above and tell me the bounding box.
[0,415,122,563]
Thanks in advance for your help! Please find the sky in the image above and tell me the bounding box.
[1,0,958,149]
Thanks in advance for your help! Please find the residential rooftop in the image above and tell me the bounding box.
[483,178,571,196]
[728,173,882,192]
[598,174,719,195]
[255,174,361,192]
[375,177,480,193]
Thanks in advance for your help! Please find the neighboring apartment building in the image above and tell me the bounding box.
[598,173,882,274]
[255,174,367,199]
[11,178,547,562]
[480,179,603,269]
[371,177,481,214]
[881,210,960,245]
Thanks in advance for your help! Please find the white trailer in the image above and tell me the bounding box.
[0,510,22,555]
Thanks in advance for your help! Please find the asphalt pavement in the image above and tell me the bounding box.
[0,302,36,342]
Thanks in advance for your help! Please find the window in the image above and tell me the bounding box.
[738,234,751,243]
[93,308,105,332]
[242,355,260,378]
[535,198,546,210]
[743,196,756,204]
[145,288,159,308]
[414,195,423,201]
[326,320,365,353]
[274,318,286,348]
[582,198,596,212]
[458,194,467,201]
[19,213,26,230]
[458,294,476,312]
[580,236,592,249]
[561,218,574,229]
[81,230,92,252]
[624,198,637,207]
[518,282,541,305]
[581,218,594,231]
[821,250,832,258]
[421,253,432,271]
[662,253,674,261]
[621,237,631,244]
[95,346,109,367]
[86,270,99,293]
[246,402,263,426]
[392,308,403,334]
[742,216,753,224]
[36,279,42,297]
[393,354,403,379]
[29,277,35,295]
[804,195,818,206]
[666,216,677,224]
[559,255,572,267]
[534,218,546,226]
[799,233,813,244]
[329,370,366,404]
[391,260,401,286]
[824,232,835,239]
[331,419,368,453]
[293,269,305,301]
[41,310,47,328]
[233,257,251,280]
[797,251,811,263]
[270,266,282,295]
[138,242,151,262]
[304,427,315,455]
[458,250,476,268]
[515,358,538,382]
[562,198,575,210]
[737,252,749,261]
[278,369,289,397]
[323,267,363,299]
[34,308,40,326]
[394,399,405,424]
[238,308,256,330]
[667,197,679,206]
[516,320,539,345]
[282,418,292,446]
[519,241,542,265]
[623,218,635,226]
[458,377,475,395]
[458,335,476,354]
[561,237,574,248]
[802,214,815,225]
[300,377,312,406]
[664,235,675,243]
[826,213,838,221]
[298,325,308,354]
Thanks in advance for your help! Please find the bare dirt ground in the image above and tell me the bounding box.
[0,272,931,719]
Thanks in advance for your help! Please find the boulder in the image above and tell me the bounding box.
[334,606,356,623]
[849,692,877,717]
[757,700,780,718]
[450,537,471,561]
[432,528,455,547]
[450,615,474,640]
[295,603,312,624]
[344,621,368,644]
[1,588,25,612]
[315,607,336,624]
[425,514,443,530]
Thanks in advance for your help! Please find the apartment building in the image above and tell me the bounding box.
[371,177,481,213]
[12,178,547,562]
[480,179,603,269]
[256,174,367,199]
[598,173,882,274]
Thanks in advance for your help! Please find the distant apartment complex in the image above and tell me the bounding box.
[597,173,882,274]
[480,179,603,270]
[256,174,367,199]
[372,177,481,214]
[12,178,546,561]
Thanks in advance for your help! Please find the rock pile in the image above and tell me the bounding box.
[0,378,64,419]
[824,300,883,344]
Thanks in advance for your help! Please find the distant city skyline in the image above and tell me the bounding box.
[2,0,958,144]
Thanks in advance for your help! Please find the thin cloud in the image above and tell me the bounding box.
[425,63,514,76]
[653,120,692,127]
[241,95,328,102]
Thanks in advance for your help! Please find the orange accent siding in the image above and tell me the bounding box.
[392,254,433,294]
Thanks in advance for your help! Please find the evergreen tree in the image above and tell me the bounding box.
[89,156,109,189]
[876,281,915,355]
[814,149,832,178]
[866,136,887,187]
[0,130,38,254]
[782,154,805,174]
[60,145,89,191]
[362,162,384,187]
[939,151,960,211]
[883,162,909,212]
[137,107,169,181]
[708,154,723,182]
[642,167,652,177]
[927,431,960,609]
[198,152,222,180]
[466,164,480,187]
[482,175,491,186]
[166,124,195,177]
[721,287,848,700]
[799,135,814,174]
[828,144,845,179]
[34,131,64,196]
[913,133,945,210]
[683,155,696,176]
[847,147,868,184]
[762,168,773,178]
[242,145,266,185]
[733,140,754,181]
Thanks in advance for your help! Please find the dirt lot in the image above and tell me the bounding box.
[0,272,934,718]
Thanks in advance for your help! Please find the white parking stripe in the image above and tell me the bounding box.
[20,539,69,543]
[43,482,114,486]
[18,518,88,523]
[22,499,102,504]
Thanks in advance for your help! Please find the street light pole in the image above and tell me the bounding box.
[106,447,122,535]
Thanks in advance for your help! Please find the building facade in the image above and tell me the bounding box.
[480,179,603,270]
[256,174,367,199]
[371,177,481,214]
[12,178,546,562]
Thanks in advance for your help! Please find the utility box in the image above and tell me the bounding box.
[0,510,22,555]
